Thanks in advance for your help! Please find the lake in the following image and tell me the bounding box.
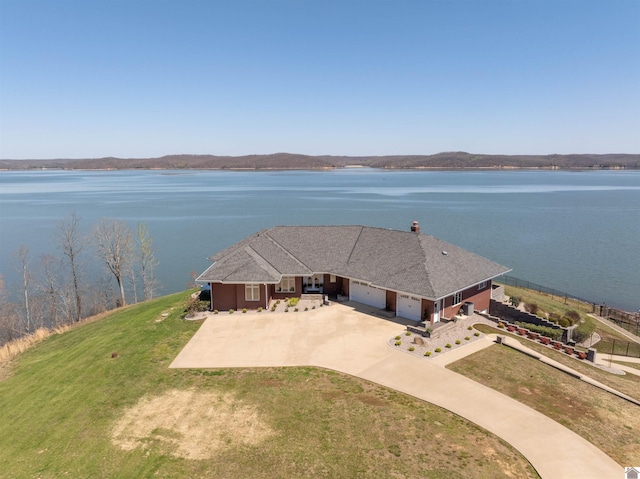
[0,168,639,311]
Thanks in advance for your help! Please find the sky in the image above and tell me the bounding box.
[0,0,639,159]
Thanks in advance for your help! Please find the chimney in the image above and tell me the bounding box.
[410,221,420,233]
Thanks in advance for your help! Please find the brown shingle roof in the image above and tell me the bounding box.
[197,225,510,299]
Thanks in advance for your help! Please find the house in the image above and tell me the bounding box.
[196,223,511,324]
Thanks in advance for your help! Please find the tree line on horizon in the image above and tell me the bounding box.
[0,152,639,170]
[0,213,158,346]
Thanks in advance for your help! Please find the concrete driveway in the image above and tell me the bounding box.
[170,303,622,479]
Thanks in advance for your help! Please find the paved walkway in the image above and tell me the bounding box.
[170,303,622,479]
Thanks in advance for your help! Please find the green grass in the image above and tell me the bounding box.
[0,292,538,479]
[448,342,640,466]
[475,324,640,401]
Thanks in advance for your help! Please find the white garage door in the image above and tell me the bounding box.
[350,280,386,309]
[397,294,422,321]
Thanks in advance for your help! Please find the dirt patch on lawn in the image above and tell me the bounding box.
[111,389,273,460]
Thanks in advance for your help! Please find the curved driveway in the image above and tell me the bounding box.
[170,303,622,479]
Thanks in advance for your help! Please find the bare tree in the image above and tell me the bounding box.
[93,218,133,307]
[0,274,21,344]
[137,222,158,301]
[58,212,84,322]
[38,254,61,328]
[14,245,32,334]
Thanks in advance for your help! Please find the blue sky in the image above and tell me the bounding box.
[1,0,638,158]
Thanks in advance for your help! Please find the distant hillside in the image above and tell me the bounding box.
[1,152,639,170]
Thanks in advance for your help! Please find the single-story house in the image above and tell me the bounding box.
[196,223,511,324]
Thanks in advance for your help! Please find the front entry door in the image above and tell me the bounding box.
[305,275,323,292]
[433,301,440,323]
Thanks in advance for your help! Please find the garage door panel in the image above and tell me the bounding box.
[350,281,386,309]
[397,294,421,321]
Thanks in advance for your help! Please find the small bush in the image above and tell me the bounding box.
[565,310,581,322]
[312,305,316,309]
[467,326,473,331]
[445,343,452,348]
[242,308,247,314]
[435,348,441,353]
[304,307,308,311]
[474,332,480,337]
[408,346,415,352]
[276,300,281,304]
[509,296,521,307]
[424,351,432,357]
[497,322,505,328]
[257,307,262,313]
[271,306,276,311]
[524,303,539,315]
[284,308,289,313]
[395,341,401,346]
[573,316,597,343]
[287,297,300,307]
[229,309,234,314]
[395,336,401,340]
[465,336,470,341]
[405,331,411,336]
[557,317,571,327]
[213,309,219,315]
[455,340,461,345]
[548,313,561,324]
[294,308,299,312]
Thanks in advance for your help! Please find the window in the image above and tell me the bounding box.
[453,292,463,304]
[478,281,487,290]
[245,284,260,301]
[329,274,336,283]
[276,276,295,292]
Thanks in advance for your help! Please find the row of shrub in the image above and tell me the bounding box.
[513,321,563,341]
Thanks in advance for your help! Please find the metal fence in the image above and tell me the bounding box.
[496,275,640,345]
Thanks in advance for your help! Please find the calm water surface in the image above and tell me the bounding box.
[1,169,638,311]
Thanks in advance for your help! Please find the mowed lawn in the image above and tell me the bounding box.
[0,292,538,479]
[447,336,640,467]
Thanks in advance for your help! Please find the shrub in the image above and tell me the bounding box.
[395,341,401,346]
[257,307,262,313]
[548,313,561,324]
[276,300,281,304]
[408,346,415,352]
[424,351,432,357]
[557,317,571,327]
[474,332,480,337]
[465,336,470,341]
[497,322,505,328]
[287,297,300,307]
[514,322,562,341]
[294,308,299,312]
[565,310,581,322]
[213,309,219,315]
[284,308,289,312]
[524,303,539,315]
[395,335,401,340]
[467,326,473,331]
[271,306,276,311]
[242,308,247,314]
[435,348,441,353]
[229,309,234,314]
[455,340,461,345]
[445,343,452,348]
[304,307,308,311]
[312,305,316,309]
[405,331,411,336]
[185,296,209,315]
[509,296,521,307]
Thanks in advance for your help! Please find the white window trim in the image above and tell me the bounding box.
[245,284,260,301]
[276,276,296,293]
[478,281,487,290]
[453,292,463,305]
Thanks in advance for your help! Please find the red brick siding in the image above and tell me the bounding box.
[442,281,492,318]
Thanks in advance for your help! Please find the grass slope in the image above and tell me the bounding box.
[0,292,538,479]
[448,338,640,466]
